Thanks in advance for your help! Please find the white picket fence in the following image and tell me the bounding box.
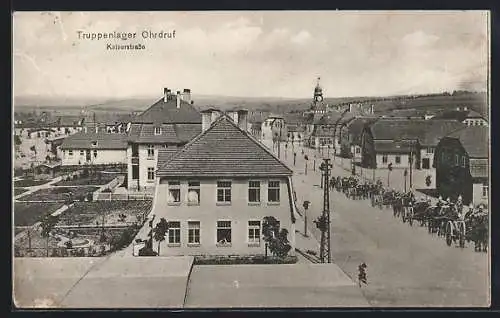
[94,192,153,201]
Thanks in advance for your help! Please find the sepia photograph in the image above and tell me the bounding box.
[12,11,490,308]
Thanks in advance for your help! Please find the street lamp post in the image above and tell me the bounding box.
[303,201,310,237]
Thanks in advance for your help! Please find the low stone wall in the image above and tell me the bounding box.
[93,176,125,201]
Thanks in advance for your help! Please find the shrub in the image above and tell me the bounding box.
[138,247,158,256]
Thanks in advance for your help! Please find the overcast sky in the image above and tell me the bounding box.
[13,11,489,99]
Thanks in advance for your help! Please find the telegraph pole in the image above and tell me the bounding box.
[317,158,332,263]
[409,142,413,190]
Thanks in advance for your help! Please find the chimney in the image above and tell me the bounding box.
[237,109,249,131]
[163,88,169,102]
[349,104,352,112]
[176,91,181,109]
[182,88,192,104]
[201,108,222,132]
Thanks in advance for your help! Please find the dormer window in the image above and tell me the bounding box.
[91,141,98,147]
[154,127,162,135]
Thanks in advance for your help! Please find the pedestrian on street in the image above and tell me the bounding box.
[294,152,297,166]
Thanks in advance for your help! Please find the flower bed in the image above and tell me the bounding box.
[58,200,152,226]
[18,186,99,202]
[14,202,65,226]
[14,188,29,196]
[14,179,51,187]
[54,174,121,186]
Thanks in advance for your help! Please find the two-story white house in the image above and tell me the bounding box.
[150,110,298,257]
[126,88,202,192]
[60,132,128,166]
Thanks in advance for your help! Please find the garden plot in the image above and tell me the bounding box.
[54,173,122,187]
[14,202,65,227]
[58,201,153,227]
[14,188,29,196]
[14,178,51,187]
[18,186,99,202]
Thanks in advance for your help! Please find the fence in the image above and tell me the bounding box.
[94,192,153,201]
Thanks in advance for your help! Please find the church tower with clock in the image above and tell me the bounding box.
[311,77,327,113]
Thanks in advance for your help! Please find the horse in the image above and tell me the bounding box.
[413,201,431,227]
[466,212,488,252]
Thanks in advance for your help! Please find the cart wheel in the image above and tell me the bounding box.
[459,223,466,248]
[445,222,452,246]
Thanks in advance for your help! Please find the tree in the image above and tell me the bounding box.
[153,218,169,256]
[262,216,291,259]
[40,215,60,257]
[14,135,22,146]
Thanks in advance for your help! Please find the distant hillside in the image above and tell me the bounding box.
[13,91,488,118]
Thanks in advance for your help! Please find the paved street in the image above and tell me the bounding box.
[268,141,490,307]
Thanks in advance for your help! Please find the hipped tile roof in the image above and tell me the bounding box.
[374,140,419,153]
[127,123,201,144]
[446,126,489,158]
[61,132,128,150]
[370,119,466,146]
[134,98,202,124]
[157,115,293,177]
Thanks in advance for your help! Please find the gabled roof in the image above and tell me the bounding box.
[134,98,201,124]
[127,123,201,144]
[157,147,181,168]
[446,126,489,158]
[345,117,379,145]
[466,110,485,119]
[370,119,466,144]
[157,115,293,177]
[61,132,128,150]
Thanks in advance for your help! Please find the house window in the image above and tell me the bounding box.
[147,167,155,181]
[248,181,261,203]
[268,180,280,203]
[355,147,360,154]
[187,181,200,205]
[482,184,488,198]
[168,181,181,204]
[168,221,181,244]
[422,158,430,169]
[147,145,155,158]
[80,150,84,156]
[68,150,73,157]
[382,155,388,164]
[154,127,162,136]
[462,156,467,168]
[455,154,459,166]
[132,165,139,180]
[188,221,200,245]
[217,181,232,203]
[217,221,232,245]
[395,156,401,164]
[248,220,261,245]
[93,150,97,158]
[427,147,434,154]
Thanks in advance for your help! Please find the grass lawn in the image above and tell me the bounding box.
[18,186,99,202]
[14,202,65,226]
[14,188,29,196]
[53,173,120,186]
[14,179,51,187]
[58,200,152,226]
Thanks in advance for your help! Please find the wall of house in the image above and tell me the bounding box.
[472,182,488,206]
[151,177,295,257]
[61,148,127,166]
[375,153,414,169]
[351,145,362,163]
[127,143,181,191]
[463,118,488,127]
[419,147,436,170]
